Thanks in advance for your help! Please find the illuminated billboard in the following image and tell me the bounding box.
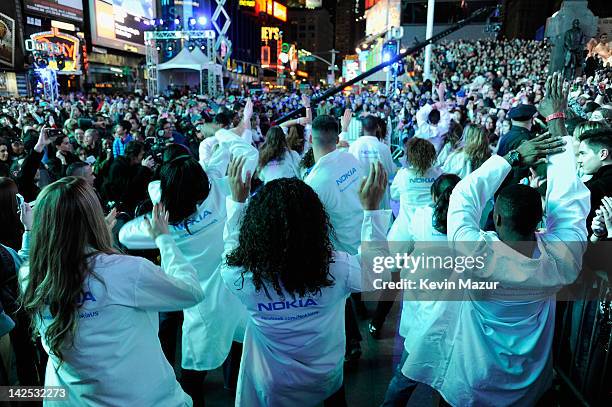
[306,0,322,8]
[255,0,287,22]
[89,0,154,54]
[365,0,381,10]
[25,31,81,74]
[365,0,401,36]
[24,0,84,23]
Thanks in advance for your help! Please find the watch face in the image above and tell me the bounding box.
[510,150,520,164]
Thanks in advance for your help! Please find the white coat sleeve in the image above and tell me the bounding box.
[134,234,204,310]
[415,104,433,128]
[381,145,397,178]
[542,135,590,279]
[118,214,157,250]
[447,155,512,242]
[390,169,404,201]
[219,198,248,296]
[204,144,230,179]
[438,107,451,136]
[208,132,259,182]
[18,231,31,262]
[344,209,392,293]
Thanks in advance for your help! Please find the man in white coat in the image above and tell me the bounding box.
[386,73,590,406]
[199,99,259,181]
[413,83,451,154]
[305,115,365,255]
[348,114,397,210]
[305,114,366,361]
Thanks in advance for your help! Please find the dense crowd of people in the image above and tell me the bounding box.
[1,37,611,406]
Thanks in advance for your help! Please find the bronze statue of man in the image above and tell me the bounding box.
[563,19,585,79]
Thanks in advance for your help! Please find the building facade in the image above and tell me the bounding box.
[287,6,334,82]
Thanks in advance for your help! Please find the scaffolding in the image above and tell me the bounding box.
[144,30,223,97]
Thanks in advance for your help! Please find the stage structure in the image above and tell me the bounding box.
[144,29,223,97]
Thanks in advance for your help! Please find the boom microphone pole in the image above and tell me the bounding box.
[274,5,497,125]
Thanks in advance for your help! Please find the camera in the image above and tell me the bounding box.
[144,136,166,164]
[47,128,64,139]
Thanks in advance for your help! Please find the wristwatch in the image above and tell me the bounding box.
[505,149,521,167]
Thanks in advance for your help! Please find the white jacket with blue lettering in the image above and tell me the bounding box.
[118,177,248,371]
[388,166,442,242]
[348,135,397,210]
[19,235,203,407]
[305,149,364,255]
[401,137,590,406]
[220,198,391,407]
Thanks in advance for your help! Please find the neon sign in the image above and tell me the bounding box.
[255,0,287,22]
[25,31,81,74]
[273,2,287,22]
[261,27,281,41]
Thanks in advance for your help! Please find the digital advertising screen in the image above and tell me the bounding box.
[89,0,154,55]
[24,0,84,23]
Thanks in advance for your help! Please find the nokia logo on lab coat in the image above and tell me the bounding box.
[336,168,357,186]
[257,298,318,311]
[77,291,96,306]
[409,177,435,183]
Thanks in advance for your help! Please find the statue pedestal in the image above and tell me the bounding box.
[545,0,598,75]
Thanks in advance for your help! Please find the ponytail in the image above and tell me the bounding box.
[431,174,461,234]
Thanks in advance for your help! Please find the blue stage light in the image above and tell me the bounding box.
[198,17,207,25]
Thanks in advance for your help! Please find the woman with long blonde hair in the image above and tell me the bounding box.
[442,125,491,179]
[20,176,203,406]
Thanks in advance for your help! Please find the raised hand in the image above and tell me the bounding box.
[359,162,388,211]
[105,207,117,233]
[538,72,569,118]
[228,156,252,203]
[19,202,33,231]
[144,203,170,239]
[341,109,352,133]
[515,132,566,166]
[243,98,254,121]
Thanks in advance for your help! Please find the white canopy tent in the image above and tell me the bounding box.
[157,48,217,95]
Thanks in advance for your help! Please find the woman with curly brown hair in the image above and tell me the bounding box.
[388,137,441,241]
[221,157,390,407]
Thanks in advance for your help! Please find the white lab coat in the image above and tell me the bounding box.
[19,235,203,407]
[119,178,248,371]
[414,104,451,154]
[258,150,301,183]
[435,142,454,168]
[441,150,472,179]
[348,135,397,209]
[200,129,259,181]
[220,198,391,407]
[388,166,442,242]
[305,149,364,255]
[396,205,450,356]
[198,136,218,165]
[401,138,590,406]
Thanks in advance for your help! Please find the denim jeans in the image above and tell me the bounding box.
[381,350,439,407]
